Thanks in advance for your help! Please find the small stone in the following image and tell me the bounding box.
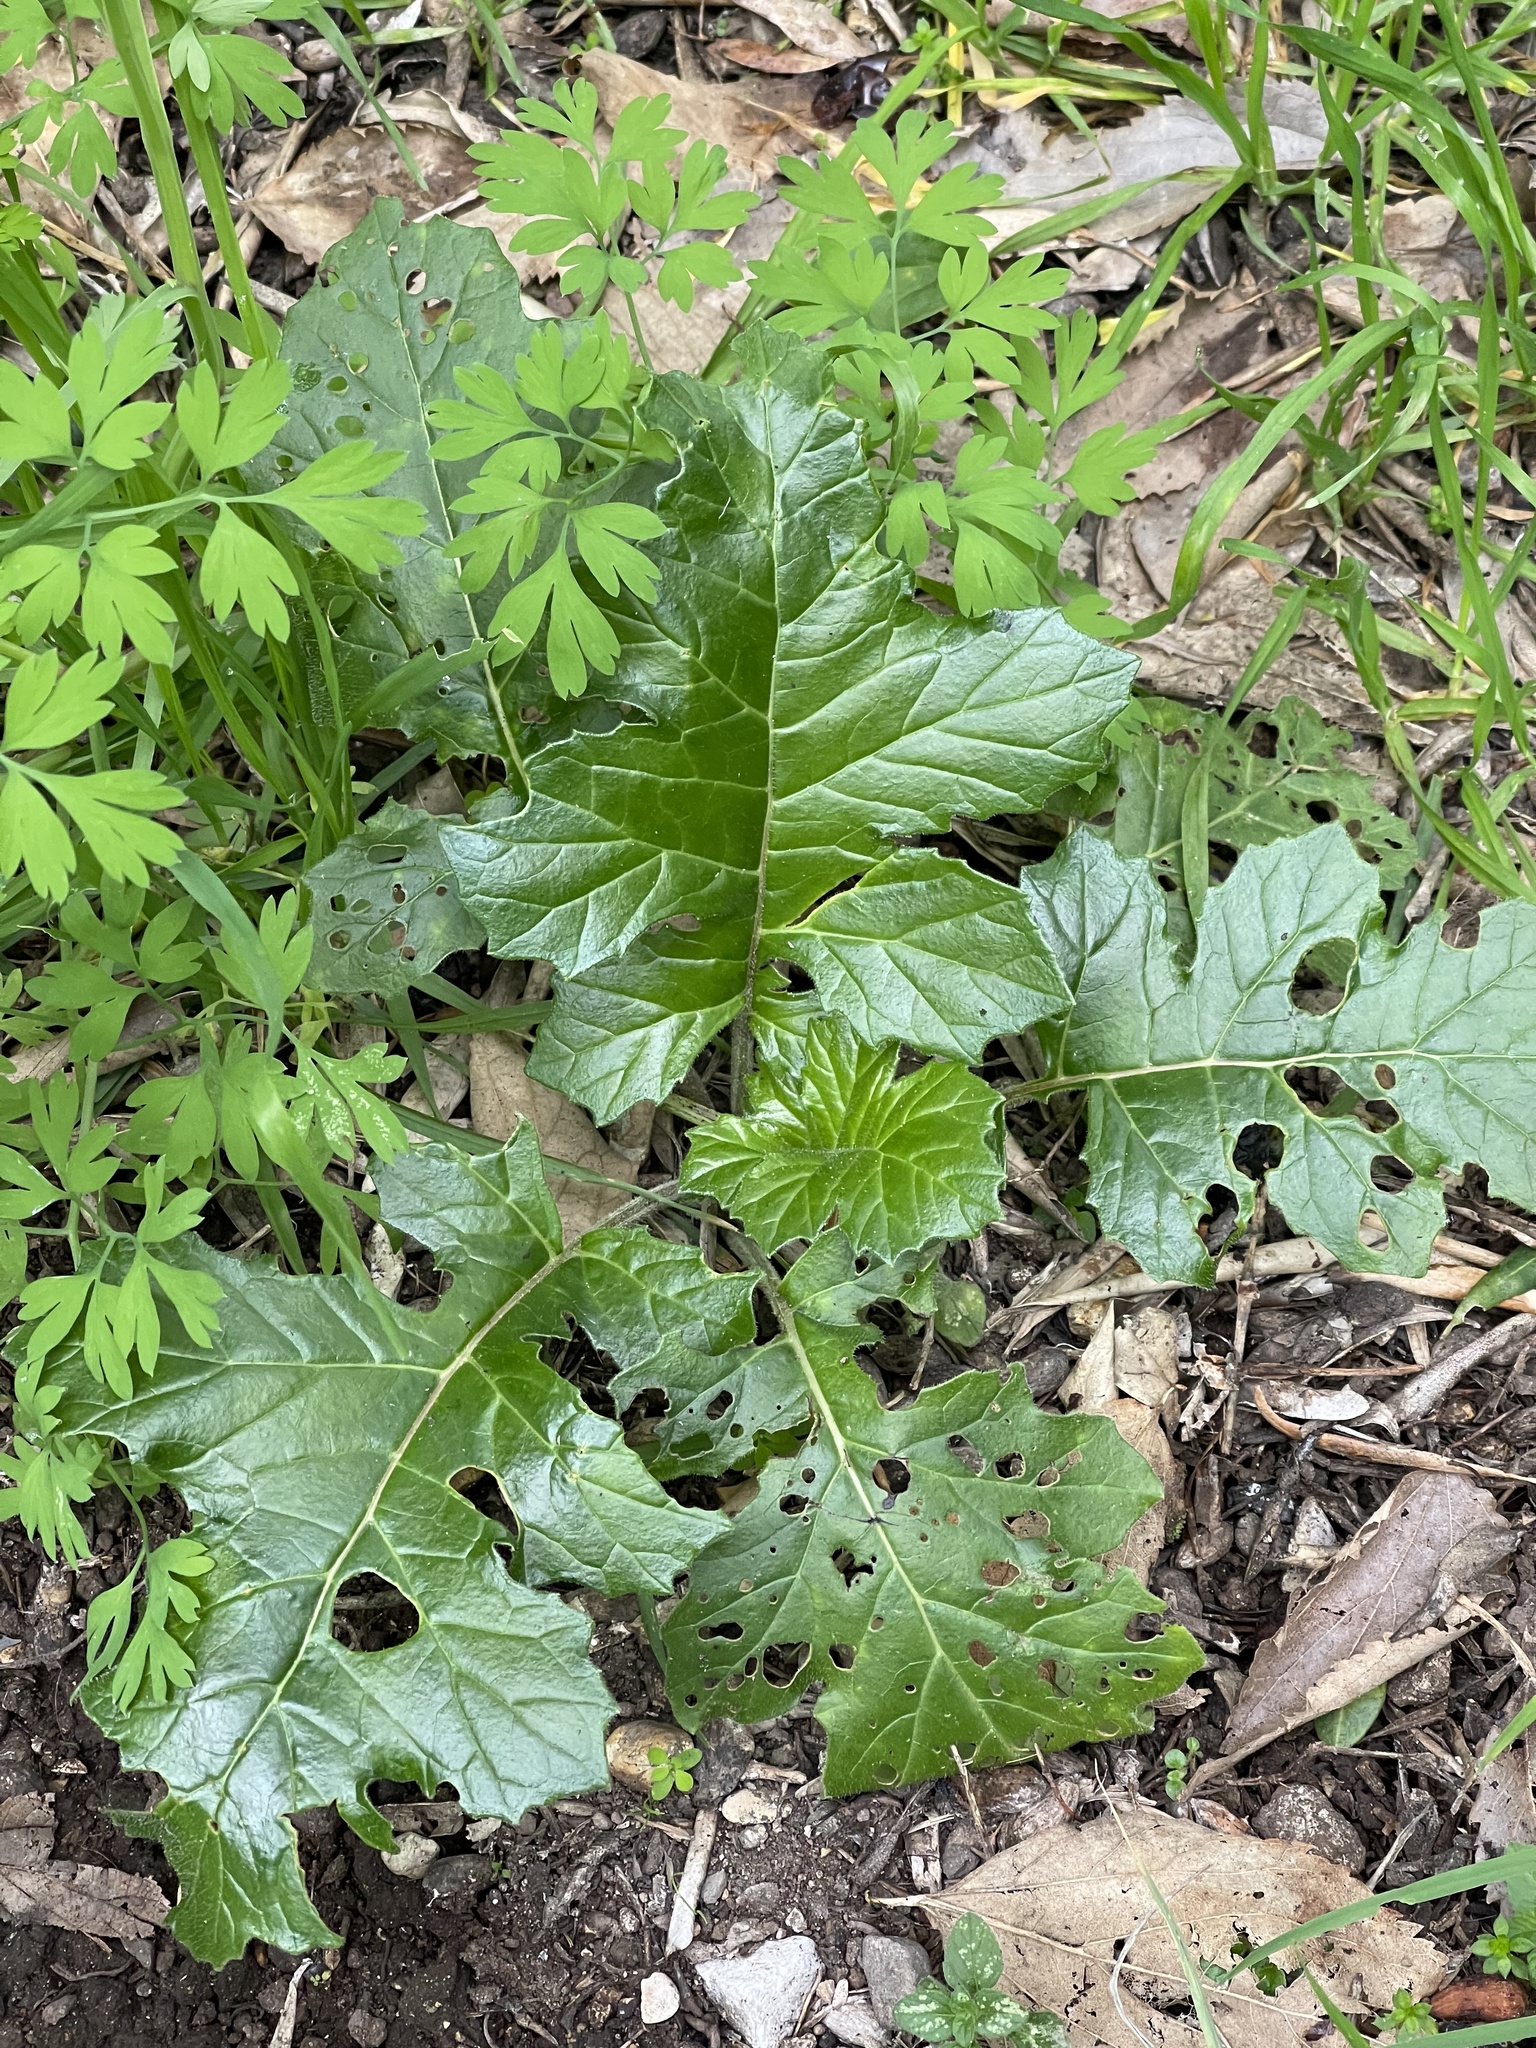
[640,1972,681,2025]
[381,1830,439,1879]
[293,36,337,70]
[861,1936,930,2030]
[694,1936,822,2048]
[823,2000,890,2048]
[738,1824,768,1850]
[693,1716,757,1806]
[1252,1785,1366,1875]
[940,1817,986,1882]
[1388,1647,1453,1710]
[421,1852,495,1901]
[722,1786,778,1827]
[701,1867,728,1906]
[784,1906,808,1933]
[347,2011,388,2048]
[738,1881,783,1914]
[606,1717,692,1797]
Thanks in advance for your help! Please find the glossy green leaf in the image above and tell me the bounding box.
[443,331,1132,1122]
[781,850,1068,1060]
[661,1263,1201,1793]
[304,800,486,996]
[682,1016,1003,1262]
[1314,1683,1385,1747]
[49,1127,722,1965]
[1021,822,1536,1283]
[248,201,543,758]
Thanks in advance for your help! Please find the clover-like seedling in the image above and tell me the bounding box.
[893,1913,1066,2047]
[1162,1737,1200,1801]
[1381,1986,1439,2038]
[647,1744,701,1804]
[1473,1912,1536,1981]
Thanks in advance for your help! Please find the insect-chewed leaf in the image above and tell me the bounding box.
[1021,823,1536,1284]
[661,1276,1201,1792]
[682,1016,1004,1262]
[304,799,486,995]
[442,330,1133,1122]
[1057,696,1417,927]
[246,202,548,756]
[47,1127,725,1965]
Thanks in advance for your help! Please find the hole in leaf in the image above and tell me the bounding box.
[828,1643,856,1669]
[699,1621,744,1641]
[873,1456,909,1496]
[762,1641,810,1688]
[967,1639,995,1667]
[1289,938,1356,1015]
[832,1548,874,1588]
[1245,720,1279,759]
[330,1572,419,1651]
[705,1390,732,1421]
[778,1494,810,1516]
[328,932,349,949]
[981,1560,1019,1588]
[1233,1123,1283,1181]
[1305,800,1338,823]
[1375,1062,1397,1090]
[1441,902,1483,950]
[404,268,427,293]
[1369,1155,1413,1194]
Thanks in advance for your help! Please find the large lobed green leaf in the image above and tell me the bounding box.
[660,1256,1202,1790]
[442,331,1134,1122]
[248,202,541,758]
[51,1129,739,1964]
[1022,822,1536,1283]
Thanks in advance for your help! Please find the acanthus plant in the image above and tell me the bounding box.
[1,36,1535,1966]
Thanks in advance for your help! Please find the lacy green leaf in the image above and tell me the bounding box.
[304,799,486,996]
[442,331,1134,1123]
[50,1127,722,1965]
[248,201,540,759]
[1020,821,1536,1284]
[661,1267,1201,1792]
[682,1016,1003,1261]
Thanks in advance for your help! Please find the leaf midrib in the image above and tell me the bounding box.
[201,1241,573,1818]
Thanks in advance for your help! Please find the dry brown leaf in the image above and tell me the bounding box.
[739,0,873,62]
[713,38,838,73]
[601,277,750,376]
[1472,1735,1536,1883]
[1212,1470,1517,1774]
[356,86,501,145]
[1322,195,1485,329]
[929,1807,1443,2048]
[0,1790,168,1940]
[580,49,788,181]
[954,80,1327,244]
[470,967,638,1237]
[1059,1311,1174,1586]
[249,124,476,267]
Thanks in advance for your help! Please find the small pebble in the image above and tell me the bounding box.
[738,1823,768,1850]
[347,2012,387,2048]
[722,1786,778,1827]
[293,36,337,70]
[381,1831,438,1880]
[1252,1784,1366,1875]
[701,1867,728,1906]
[640,1972,681,2025]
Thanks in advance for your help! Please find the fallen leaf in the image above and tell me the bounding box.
[602,277,750,375]
[738,0,874,63]
[470,964,638,1236]
[1113,1304,1179,1414]
[1250,1382,1373,1423]
[0,1790,168,1939]
[356,86,501,144]
[580,49,788,181]
[1322,194,1486,327]
[713,38,839,73]
[1471,1736,1536,1884]
[1213,1470,1517,1773]
[1059,1309,1174,1586]
[953,81,1328,244]
[929,1807,1444,2048]
[249,124,476,267]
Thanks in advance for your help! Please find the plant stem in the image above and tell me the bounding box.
[98,0,223,367]
[180,104,274,362]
